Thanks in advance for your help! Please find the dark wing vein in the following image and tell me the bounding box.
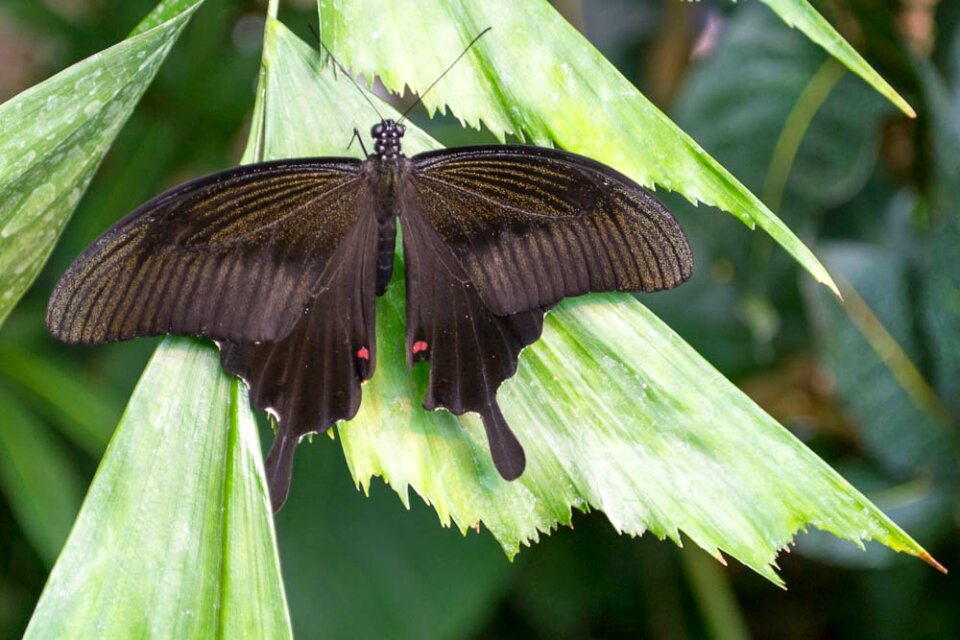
[46,158,363,345]
[411,145,693,316]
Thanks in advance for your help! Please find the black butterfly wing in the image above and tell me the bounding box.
[410,145,694,316]
[220,206,381,511]
[402,145,692,479]
[46,158,363,345]
[401,202,544,480]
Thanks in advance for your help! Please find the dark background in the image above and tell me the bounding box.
[0,0,957,637]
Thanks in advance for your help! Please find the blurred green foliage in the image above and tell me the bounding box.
[0,0,957,638]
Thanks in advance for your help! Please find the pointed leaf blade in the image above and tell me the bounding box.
[761,0,915,117]
[318,0,840,296]
[25,338,291,638]
[0,0,203,327]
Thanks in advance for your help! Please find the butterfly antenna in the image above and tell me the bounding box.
[307,23,383,121]
[397,27,492,125]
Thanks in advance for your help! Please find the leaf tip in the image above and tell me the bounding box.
[889,92,916,119]
[820,272,842,299]
[920,550,948,575]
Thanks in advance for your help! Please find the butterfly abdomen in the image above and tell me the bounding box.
[375,218,396,295]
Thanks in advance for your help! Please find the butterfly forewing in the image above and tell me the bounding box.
[46,159,363,345]
[410,146,694,316]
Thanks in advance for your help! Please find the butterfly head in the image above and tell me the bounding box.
[371,119,405,160]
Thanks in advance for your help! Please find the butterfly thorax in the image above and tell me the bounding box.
[369,119,407,221]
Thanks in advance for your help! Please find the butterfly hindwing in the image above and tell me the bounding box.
[401,203,544,479]
[220,208,382,510]
[46,159,364,345]
[411,145,694,316]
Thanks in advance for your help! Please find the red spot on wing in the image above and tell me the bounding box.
[412,340,429,355]
[356,346,370,360]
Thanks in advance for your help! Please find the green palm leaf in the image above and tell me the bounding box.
[318,0,877,297]
[760,0,914,116]
[25,339,291,638]
[0,1,204,327]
